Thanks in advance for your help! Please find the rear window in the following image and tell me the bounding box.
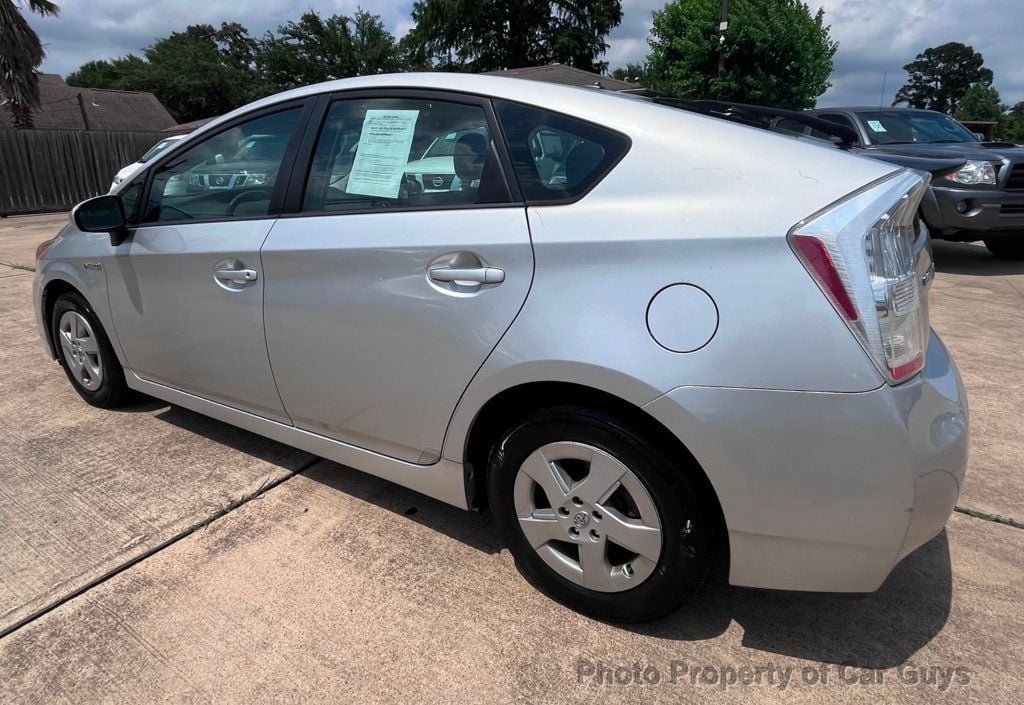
[494,100,629,203]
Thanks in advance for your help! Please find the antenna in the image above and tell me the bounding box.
[880,71,887,108]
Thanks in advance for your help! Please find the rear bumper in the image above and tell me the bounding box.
[922,184,1024,237]
[644,331,968,593]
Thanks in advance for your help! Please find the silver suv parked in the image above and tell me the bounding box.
[34,74,969,621]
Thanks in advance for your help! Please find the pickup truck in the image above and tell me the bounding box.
[799,107,1024,260]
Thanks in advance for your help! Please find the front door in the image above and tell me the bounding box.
[262,93,533,463]
[106,104,307,421]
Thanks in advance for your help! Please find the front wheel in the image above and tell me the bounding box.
[51,291,134,407]
[984,235,1024,260]
[487,407,711,622]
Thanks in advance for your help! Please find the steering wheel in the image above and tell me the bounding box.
[160,204,195,220]
[226,189,273,216]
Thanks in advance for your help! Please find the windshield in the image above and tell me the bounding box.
[139,138,179,163]
[855,111,977,145]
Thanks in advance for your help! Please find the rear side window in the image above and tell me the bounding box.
[494,100,629,203]
[774,118,809,135]
[301,97,511,213]
[817,113,857,131]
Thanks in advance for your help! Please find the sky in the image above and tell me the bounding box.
[26,0,1024,108]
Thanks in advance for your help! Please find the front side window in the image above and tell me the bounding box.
[143,107,302,223]
[495,100,629,203]
[302,97,510,213]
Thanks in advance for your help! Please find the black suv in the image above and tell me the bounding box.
[801,107,1024,260]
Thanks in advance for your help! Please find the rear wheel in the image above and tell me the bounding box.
[487,406,710,622]
[984,235,1024,260]
[51,291,133,407]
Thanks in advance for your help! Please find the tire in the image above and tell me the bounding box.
[984,235,1024,260]
[50,291,134,408]
[486,406,711,622]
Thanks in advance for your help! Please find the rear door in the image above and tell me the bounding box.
[262,91,533,463]
[106,102,311,421]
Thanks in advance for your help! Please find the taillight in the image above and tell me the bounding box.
[789,170,931,384]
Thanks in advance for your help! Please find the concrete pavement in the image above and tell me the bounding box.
[1,466,1020,703]
[929,240,1024,524]
[0,271,314,635]
[0,216,1022,703]
[0,212,67,269]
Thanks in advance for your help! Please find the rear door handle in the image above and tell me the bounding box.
[214,268,258,284]
[428,266,505,284]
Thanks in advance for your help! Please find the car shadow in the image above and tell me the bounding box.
[140,403,952,670]
[300,458,952,669]
[932,240,1024,276]
[627,531,952,669]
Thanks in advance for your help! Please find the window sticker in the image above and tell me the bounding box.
[346,109,420,198]
[867,120,887,133]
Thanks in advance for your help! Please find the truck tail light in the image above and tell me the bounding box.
[789,170,931,384]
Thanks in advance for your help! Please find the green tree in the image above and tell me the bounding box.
[645,0,836,109]
[893,42,993,115]
[610,62,650,84]
[257,10,403,92]
[998,102,1024,144]
[66,55,148,91]
[0,0,61,128]
[141,23,265,122]
[407,0,623,73]
[954,84,1002,122]
[66,23,264,123]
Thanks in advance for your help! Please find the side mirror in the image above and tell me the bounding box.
[72,195,129,246]
[972,132,986,142]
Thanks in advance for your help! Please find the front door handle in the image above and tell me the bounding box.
[428,266,505,284]
[214,268,258,284]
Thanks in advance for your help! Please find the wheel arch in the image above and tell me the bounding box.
[40,277,82,358]
[460,380,729,562]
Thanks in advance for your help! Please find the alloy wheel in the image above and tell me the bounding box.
[513,441,663,592]
[58,310,103,391]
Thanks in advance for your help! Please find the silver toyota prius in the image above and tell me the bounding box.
[33,74,969,622]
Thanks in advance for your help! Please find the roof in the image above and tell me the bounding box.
[0,74,176,131]
[185,72,655,144]
[163,117,215,135]
[484,63,641,92]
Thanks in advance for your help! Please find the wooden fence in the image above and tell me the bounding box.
[0,129,166,216]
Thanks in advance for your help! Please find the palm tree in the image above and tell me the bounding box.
[0,0,61,128]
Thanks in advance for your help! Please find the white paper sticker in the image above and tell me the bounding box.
[867,120,887,133]
[346,109,419,198]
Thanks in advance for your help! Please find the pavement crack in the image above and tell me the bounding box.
[0,464,305,641]
[955,504,1024,530]
[0,261,35,272]
[1003,276,1024,300]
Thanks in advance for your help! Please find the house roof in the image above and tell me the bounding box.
[163,116,215,134]
[484,63,642,92]
[0,74,176,131]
